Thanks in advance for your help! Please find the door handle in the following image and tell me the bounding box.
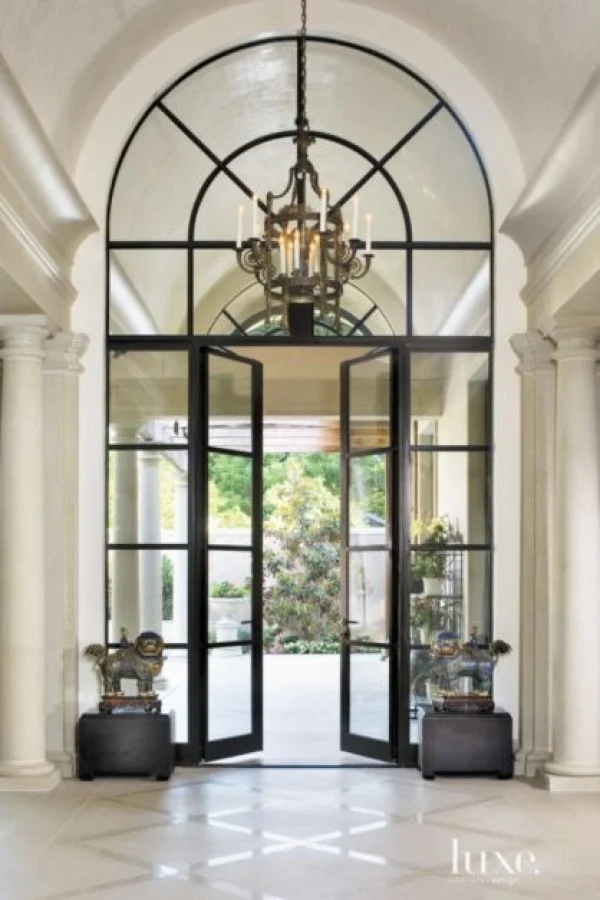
[343,619,359,626]
[240,620,252,625]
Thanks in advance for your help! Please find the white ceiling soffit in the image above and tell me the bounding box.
[0,55,93,251]
[502,67,600,266]
[0,0,598,179]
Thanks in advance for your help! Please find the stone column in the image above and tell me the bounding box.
[138,451,162,634]
[112,426,139,641]
[0,318,59,790]
[510,332,555,776]
[544,325,600,790]
[43,332,89,778]
[173,473,189,643]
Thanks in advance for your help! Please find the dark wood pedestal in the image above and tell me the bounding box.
[418,706,513,779]
[77,713,174,780]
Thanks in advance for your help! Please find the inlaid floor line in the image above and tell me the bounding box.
[37,873,155,900]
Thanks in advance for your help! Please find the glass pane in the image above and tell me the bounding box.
[109,451,188,545]
[306,41,437,159]
[348,550,389,642]
[209,353,252,452]
[410,647,434,734]
[349,354,390,450]
[412,251,490,337]
[109,107,214,241]
[208,649,252,742]
[109,351,188,444]
[194,249,256,335]
[208,551,252,642]
[108,550,187,643]
[349,646,389,741]
[410,353,489,443]
[157,650,188,744]
[209,453,252,543]
[411,418,437,445]
[350,454,388,542]
[109,249,187,336]
[409,549,491,644]
[164,42,297,159]
[387,108,491,241]
[411,451,489,543]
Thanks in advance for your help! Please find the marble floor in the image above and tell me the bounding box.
[3,768,600,899]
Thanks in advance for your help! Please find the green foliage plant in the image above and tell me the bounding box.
[263,458,342,641]
[161,554,174,620]
[411,515,461,580]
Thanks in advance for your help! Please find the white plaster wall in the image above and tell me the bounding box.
[71,231,106,714]
[71,3,527,735]
[492,235,527,728]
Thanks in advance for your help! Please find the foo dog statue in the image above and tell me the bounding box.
[430,627,512,712]
[84,630,165,712]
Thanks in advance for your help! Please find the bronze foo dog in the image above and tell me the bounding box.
[84,631,165,711]
[430,627,512,712]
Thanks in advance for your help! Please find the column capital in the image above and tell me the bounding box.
[510,332,554,374]
[44,332,90,376]
[0,317,49,362]
[545,318,600,363]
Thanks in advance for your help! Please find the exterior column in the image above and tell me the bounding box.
[138,451,162,634]
[544,325,600,789]
[0,318,59,790]
[173,473,189,643]
[510,332,555,776]
[112,426,139,641]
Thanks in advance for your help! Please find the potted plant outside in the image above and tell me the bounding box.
[411,516,461,596]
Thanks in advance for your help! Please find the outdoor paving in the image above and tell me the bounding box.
[158,653,419,763]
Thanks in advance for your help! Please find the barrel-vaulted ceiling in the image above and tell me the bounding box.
[0,0,599,178]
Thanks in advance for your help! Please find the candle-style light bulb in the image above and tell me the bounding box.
[252,194,258,238]
[236,206,244,249]
[293,229,300,270]
[279,235,287,274]
[320,188,327,232]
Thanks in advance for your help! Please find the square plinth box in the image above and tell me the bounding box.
[77,712,174,780]
[418,706,513,779]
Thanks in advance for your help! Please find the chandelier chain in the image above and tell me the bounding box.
[234,0,374,335]
[298,0,308,129]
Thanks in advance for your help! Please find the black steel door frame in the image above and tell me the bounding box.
[106,333,491,767]
[339,347,401,762]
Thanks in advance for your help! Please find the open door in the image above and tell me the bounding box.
[340,348,399,761]
[202,348,263,761]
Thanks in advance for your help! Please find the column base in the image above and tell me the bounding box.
[543,760,600,791]
[514,748,551,777]
[0,760,60,792]
[48,750,76,779]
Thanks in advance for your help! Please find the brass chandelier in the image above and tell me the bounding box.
[235,0,374,334]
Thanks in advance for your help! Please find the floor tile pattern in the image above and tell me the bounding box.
[2,768,600,899]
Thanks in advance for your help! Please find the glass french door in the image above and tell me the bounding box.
[201,348,263,761]
[340,348,399,761]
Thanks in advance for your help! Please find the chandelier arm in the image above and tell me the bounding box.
[270,166,295,202]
